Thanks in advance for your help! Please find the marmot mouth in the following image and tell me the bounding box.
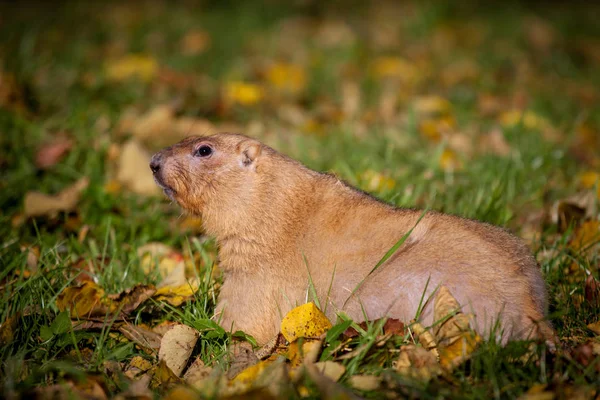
[153,175,177,199]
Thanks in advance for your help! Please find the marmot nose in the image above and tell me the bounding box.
[149,154,162,174]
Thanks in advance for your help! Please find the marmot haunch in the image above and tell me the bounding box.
[150,133,555,346]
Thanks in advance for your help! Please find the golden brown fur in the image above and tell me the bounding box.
[150,133,555,345]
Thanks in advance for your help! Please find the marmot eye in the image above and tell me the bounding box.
[195,145,213,157]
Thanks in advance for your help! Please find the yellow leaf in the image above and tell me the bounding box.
[438,331,481,370]
[164,386,198,400]
[587,321,600,335]
[280,303,332,342]
[56,281,106,318]
[287,339,322,367]
[224,81,263,106]
[499,109,549,131]
[314,361,346,382]
[105,54,158,82]
[153,279,200,306]
[577,171,600,189]
[128,356,154,373]
[359,170,396,193]
[370,56,418,82]
[439,149,462,172]
[0,315,18,346]
[266,63,306,94]
[414,96,452,117]
[231,360,271,386]
[419,116,456,142]
[569,220,600,252]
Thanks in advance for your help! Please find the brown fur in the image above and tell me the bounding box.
[150,133,555,346]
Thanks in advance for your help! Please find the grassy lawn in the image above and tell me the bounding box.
[1,0,599,398]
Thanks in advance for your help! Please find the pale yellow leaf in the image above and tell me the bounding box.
[116,139,160,196]
[158,324,199,376]
[105,54,158,82]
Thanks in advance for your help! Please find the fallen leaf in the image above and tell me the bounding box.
[433,286,481,370]
[266,62,306,95]
[587,321,600,335]
[0,314,18,346]
[114,374,153,400]
[383,318,406,336]
[227,341,259,380]
[370,56,418,83]
[255,333,286,360]
[158,324,199,376]
[569,220,600,253]
[224,81,263,106]
[35,137,73,169]
[439,149,463,172]
[585,275,600,306]
[156,259,186,289]
[480,128,512,156]
[106,54,158,82]
[499,109,549,131]
[576,171,600,189]
[414,95,452,118]
[280,303,332,343]
[119,323,162,353]
[419,116,456,142]
[107,284,156,315]
[230,359,272,386]
[180,30,210,55]
[24,177,89,217]
[305,363,361,400]
[125,355,154,379]
[359,170,396,193]
[314,361,346,382]
[394,344,442,381]
[153,278,200,306]
[116,139,160,197]
[57,281,106,318]
[149,360,183,390]
[288,338,323,367]
[518,384,555,400]
[183,356,212,385]
[348,374,381,391]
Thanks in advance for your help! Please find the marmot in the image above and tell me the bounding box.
[150,133,555,346]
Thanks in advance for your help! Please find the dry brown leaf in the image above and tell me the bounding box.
[480,128,512,156]
[254,333,286,360]
[158,324,199,376]
[183,356,212,385]
[280,303,332,342]
[108,284,156,315]
[114,374,153,400]
[116,139,160,197]
[156,260,186,289]
[569,220,600,253]
[433,286,472,346]
[0,314,18,346]
[24,177,89,217]
[394,344,442,381]
[35,137,73,169]
[180,30,210,55]
[119,323,162,353]
[227,341,259,379]
[585,275,600,306]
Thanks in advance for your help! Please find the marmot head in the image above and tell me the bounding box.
[150,133,263,216]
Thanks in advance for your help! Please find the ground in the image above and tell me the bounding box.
[1,0,599,398]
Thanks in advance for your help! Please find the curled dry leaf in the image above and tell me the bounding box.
[280,303,332,343]
[305,363,362,400]
[116,139,160,197]
[24,177,89,217]
[395,344,442,381]
[158,324,200,376]
[35,137,73,169]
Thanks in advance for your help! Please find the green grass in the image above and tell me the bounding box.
[1,0,600,398]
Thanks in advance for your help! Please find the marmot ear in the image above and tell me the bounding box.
[238,140,262,167]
